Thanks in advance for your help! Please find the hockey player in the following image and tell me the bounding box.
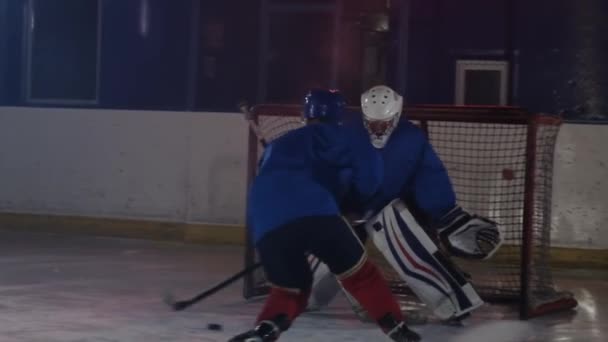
[229,89,420,342]
[307,85,503,321]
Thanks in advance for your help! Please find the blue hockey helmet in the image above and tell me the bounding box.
[303,89,346,123]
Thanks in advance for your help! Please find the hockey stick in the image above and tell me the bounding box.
[163,102,268,312]
[164,262,262,311]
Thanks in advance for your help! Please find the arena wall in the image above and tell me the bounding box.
[0,106,607,252]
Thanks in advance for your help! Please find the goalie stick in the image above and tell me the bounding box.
[163,101,268,312]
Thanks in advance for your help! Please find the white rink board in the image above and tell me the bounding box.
[0,107,249,225]
[552,123,608,248]
[0,107,606,249]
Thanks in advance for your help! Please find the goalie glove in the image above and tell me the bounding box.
[437,207,503,260]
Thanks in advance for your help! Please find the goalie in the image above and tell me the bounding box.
[308,85,503,321]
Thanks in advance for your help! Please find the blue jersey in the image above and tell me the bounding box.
[345,118,456,228]
[247,123,382,243]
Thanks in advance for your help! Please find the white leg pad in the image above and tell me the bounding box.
[366,199,484,320]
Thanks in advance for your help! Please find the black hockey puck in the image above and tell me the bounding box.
[207,323,223,331]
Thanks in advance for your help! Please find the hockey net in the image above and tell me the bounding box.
[242,104,577,319]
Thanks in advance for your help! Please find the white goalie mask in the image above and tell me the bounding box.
[360,85,404,148]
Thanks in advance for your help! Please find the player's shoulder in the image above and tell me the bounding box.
[281,122,349,148]
[269,124,314,149]
[393,119,427,140]
[397,118,422,131]
[279,123,319,139]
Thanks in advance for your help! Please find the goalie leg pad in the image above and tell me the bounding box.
[366,199,484,320]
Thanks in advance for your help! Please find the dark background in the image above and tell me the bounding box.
[0,0,606,122]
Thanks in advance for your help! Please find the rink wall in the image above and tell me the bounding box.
[0,107,249,224]
[0,107,607,255]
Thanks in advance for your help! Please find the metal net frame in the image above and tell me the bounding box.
[242,104,577,319]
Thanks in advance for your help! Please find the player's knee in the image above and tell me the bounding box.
[330,252,368,280]
[263,257,314,293]
[318,230,367,276]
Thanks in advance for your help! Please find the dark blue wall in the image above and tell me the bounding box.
[194,0,260,111]
[0,0,262,111]
[0,0,5,105]
[402,0,509,104]
[0,0,26,105]
[395,0,608,121]
[1,0,606,121]
[99,0,193,110]
[0,0,195,109]
[0,0,358,111]
[515,0,608,121]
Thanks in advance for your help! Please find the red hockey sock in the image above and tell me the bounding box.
[256,287,310,326]
[339,260,403,325]
[293,288,311,318]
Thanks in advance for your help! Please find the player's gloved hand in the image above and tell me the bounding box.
[437,206,503,260]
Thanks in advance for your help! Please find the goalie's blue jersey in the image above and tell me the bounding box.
[247,123,382,243]
[345,117,456,228]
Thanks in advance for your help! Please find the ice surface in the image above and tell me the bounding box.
[0,231,605,341]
